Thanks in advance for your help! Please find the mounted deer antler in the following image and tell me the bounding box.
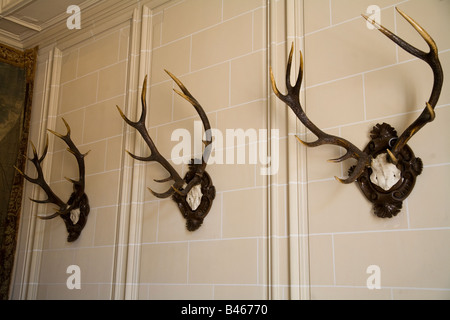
[117,71,215,231]
[270,8,443,218]
[16,118,90,242]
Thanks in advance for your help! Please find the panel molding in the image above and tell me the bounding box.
[267,0,310,300]
[13,46,62,299]
[112,3,158,300]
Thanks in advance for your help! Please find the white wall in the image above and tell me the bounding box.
[10,0,450,300]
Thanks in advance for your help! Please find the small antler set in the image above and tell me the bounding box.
[16,119,90,242]
[117,71,215,231]
[271,8,443,218]
[20,70,216,241]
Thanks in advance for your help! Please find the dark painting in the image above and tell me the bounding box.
[0,43,37,300]
[0,61,26,250]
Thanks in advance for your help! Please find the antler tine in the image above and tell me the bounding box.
[164,70,216,196]
[116,76,161,163]
[165,69,213,168]
[36,135,49,163]
[285,42,304,95]
[362,8,437,64]
[48,118,89,188]
[271,43,371,184]
[15,139,46,185]
[15,136,68,217]
[148,186,178,199]
[116,76,148,147]
[38,211,64,220]
[363,7,443,163]
[117,75,185,198]
[270,42,303,106]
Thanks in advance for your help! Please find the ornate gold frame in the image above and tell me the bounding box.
[0,43,38,300]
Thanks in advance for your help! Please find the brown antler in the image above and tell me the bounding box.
[270,43,372,183]
[362,7,443,164]
[117,75,184,198]
[165,69,213,192]
[16,118,89,220]
[116,71,212,198]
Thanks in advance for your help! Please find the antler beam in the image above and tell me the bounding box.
[270,43,372,184]
[165,69,213,193]
[362,7,443,164]
[17,118,90,241]
[117,75,185,198]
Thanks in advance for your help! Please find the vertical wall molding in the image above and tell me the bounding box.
[110,7,142,300]
[285,0,310,300]
[13,46,63,299]
[112,0,171,299]
[112,3,157,300]
[267,0,284,299]
[267,0,310,299]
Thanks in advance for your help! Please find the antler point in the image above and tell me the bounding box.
[48,128,64,139]
[334,176,344,183]
[269,67,279,95]
[386,149,398,165]
[64,176,76,183]
[171,185,185,196]
[295,135,308,146]
[61,118,71,135]
[14,166,25,176]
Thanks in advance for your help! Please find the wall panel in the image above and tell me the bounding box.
[10,0,450,300]
[304,0,450,299]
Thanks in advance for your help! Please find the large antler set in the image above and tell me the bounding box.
[16,119,90,242]
[117,71,215,231]
[271,8,443,218]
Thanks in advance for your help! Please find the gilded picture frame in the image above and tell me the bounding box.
[0,43,37,300]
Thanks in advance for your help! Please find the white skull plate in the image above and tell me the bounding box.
[370,153,401,191]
